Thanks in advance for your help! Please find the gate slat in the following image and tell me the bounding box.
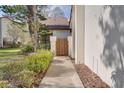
[56,38,68,56]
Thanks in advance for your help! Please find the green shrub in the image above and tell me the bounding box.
[0,70,4,80]
[37,50,53,61]
[0,50,53,88]
[26,50,53,73]
[1,62,26,80]
[13,70,34,88]
[0,80,10,88]
[21,44,34,54]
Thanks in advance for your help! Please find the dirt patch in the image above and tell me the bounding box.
[74,63,110,88]
[33,70,47,87]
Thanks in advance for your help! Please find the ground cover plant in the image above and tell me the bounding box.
[0,48,53,88]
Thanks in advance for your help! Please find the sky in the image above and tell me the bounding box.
[0,5,71,19]
[49,5,71,19]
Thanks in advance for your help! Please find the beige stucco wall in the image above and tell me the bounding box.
[52,30,70,38]
[85,5,124,87]
[0,18,11,47]
[75,5,85,64]
[68,36,73,57]
[50,36,57,55]
[0,18,3,47]
[70,6,75,59]
[1,18,11,38]
[70,5,124,87]
[85,5,113,86]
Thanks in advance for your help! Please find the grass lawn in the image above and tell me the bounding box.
[0,48,24,62]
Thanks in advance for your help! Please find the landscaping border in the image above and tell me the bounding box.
[72,60,110,88]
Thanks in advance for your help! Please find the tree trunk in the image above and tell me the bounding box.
[27,6,34,37]
[33,6,38,52]
[27,5,38,52]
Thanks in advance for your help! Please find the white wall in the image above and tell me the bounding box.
[52,30,70,38]
[85,6,124,87]
[50,36,57,55]
[0,18,3,47]
[75,5,85,64]
[85,5,112,86]
[1,18,11,39]
[0,18,11,47]
[2,18,13,41]
[70,6,75,59]
[68,36,73,57]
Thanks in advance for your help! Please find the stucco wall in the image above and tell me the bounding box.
[0,18,2,47]
[52,30,70,38]
[75,5,85,64]
[70,6,75,59]
[85,5,124,87]
[1,18,11,39]
[50,36,56,55]
[68,36,73,57]
[0,18,11,47]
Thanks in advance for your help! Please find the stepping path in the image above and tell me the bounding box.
[39,56,84,88]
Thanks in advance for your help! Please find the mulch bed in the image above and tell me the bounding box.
[33,70,47,87]
[74,63,110,88]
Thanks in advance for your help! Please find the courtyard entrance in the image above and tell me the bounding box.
[56,38,68,56]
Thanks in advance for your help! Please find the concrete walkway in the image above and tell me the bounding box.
[39,56,84,88]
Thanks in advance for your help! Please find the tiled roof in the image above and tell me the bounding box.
[40,17,69,26]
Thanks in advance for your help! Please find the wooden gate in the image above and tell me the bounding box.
[56,38,68,56]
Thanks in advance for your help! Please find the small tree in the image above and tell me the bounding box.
[38,24,52,49]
